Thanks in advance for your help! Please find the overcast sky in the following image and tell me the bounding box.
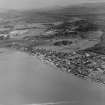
[0,0,105,10]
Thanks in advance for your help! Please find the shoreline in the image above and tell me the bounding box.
[0,47,105,86]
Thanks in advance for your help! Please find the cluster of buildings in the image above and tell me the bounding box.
[0,19,104,84]
[27,47,105,84]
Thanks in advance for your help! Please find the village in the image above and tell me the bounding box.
[22,47,105,84]
[0,19,105,85]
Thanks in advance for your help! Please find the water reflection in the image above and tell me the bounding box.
[0,49,105,105]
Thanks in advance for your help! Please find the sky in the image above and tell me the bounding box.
[0,0,105,10]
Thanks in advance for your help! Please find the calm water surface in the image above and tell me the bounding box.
[0,48,105,105]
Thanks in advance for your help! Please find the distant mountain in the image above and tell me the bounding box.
[37,2,105,19]
[18,2,105,23]
[0,9,22,20]
[1,2,105,23]
[0,9,8,13]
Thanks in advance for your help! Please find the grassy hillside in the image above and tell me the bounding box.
[1,2,105,54]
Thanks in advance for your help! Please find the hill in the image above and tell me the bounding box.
[1,2,105,24]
